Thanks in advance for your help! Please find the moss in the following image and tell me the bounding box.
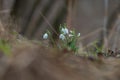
[0,39,11,56]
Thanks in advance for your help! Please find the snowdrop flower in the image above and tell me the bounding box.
[43,33,48,39]
[64,28,69,34]
[69,34,74,37]
[61,28,65,33]
[77,33,81,37]
[70,30,73,33]
[61,28,69,35]
[59,34,65,40]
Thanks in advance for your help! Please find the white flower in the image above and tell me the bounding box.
[77,33,81,37]
[68,34,74,37]
[61,28,69,35]
[64,28,69,34]
[70,30,73,33]
[59,34,65,40]
[61,28,65,32]
[43,33,48,39]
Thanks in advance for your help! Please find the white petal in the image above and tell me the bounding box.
[64,28,69,34]
[70,30,73,33]
[59,34,65,40]
[61,27,69,35]
[77,33,81,37]
[61,28,65,32]
[69,34,74,37]
[43,33,48,39]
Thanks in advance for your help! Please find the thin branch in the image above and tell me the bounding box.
[103,0,109,49]
[39,12,59,36]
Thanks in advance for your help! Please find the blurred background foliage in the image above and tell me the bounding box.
[0,0,120,49]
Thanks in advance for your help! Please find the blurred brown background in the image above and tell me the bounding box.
[0,0,120,47]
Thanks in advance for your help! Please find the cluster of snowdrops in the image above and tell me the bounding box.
[43,24,80,52]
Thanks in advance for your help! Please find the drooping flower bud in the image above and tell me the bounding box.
[43,33,48,39]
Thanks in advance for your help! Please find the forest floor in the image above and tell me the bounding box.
[0,25,120,80]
